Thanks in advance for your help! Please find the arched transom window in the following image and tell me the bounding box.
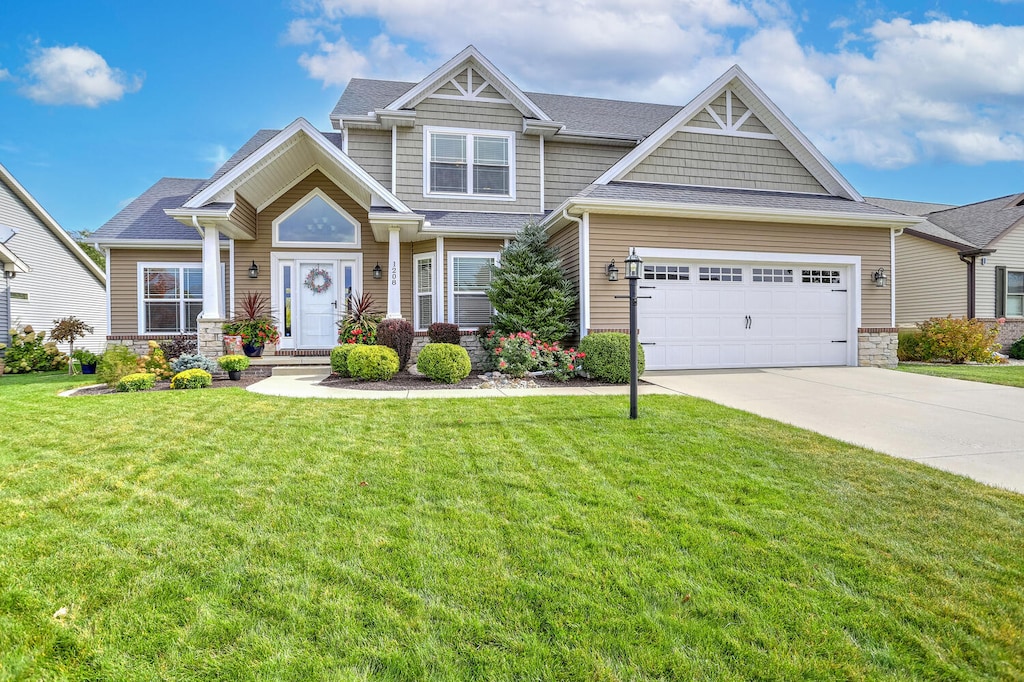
[273,188,360,248]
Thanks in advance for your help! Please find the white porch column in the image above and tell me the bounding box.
[386,226,401,318]
[201,224,224,320]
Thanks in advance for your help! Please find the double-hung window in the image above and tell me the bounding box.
[425,127,514,199]
[449,252,497,327]
[139,264,204,334]
[414,253,435,331]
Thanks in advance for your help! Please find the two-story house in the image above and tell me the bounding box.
[92,46,919,369]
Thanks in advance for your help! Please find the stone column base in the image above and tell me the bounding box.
[411,331,486,369]
[197,318,226,358]
[858,327,898,368]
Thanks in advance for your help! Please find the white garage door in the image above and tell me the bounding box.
[638,260,852,370]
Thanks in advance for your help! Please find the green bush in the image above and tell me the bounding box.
[330,344,357,376]
[916,316,1000,364]
[898,329,930,362]
[170,353,218,374]
[579,332,644,383]
[1,326,65,374]
[1009,336,1024,360]
[347,345,400,381]
[98,344,140,387]
[171,368,212,390]
[416,343,472,384]
[116,372,156,393]
[217,354,250,372]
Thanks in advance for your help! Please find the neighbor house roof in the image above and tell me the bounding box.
[864,197,956,217]
[332,78,681,140]
[868,193,1024,251]
[93,177,206,242]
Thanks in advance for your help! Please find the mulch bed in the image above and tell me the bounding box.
[70,374,267,396]
[318,370,631,391]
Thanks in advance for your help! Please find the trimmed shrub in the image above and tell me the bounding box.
[347,345,400,381]
[159,336,197,361]
[217,354,250,372]
[579,332,644,384]
[898,329,930,362]
[417,343,471,384]
[377,318,415,370]
[1009,336,1024,360]
[330,345,357,377]
[428,322,461,345]
[99,344,140,387]
[171,368,212,390]
[116,372,156,393]
[171,353,219,374]
[915,316,1000,364]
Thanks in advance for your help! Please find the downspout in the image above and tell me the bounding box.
[958,253,976,319]
[561,209,586,338]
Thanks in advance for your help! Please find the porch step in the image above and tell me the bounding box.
[248,355,332,367]
[271,365,332,377]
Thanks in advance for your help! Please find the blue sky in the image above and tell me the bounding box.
[1,0,1023,234]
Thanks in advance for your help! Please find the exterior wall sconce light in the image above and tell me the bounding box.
[606,259,619,281]
[873,267,887,288]
[3,268,15,279]
[248,260,259,279]
[373,262,383,279]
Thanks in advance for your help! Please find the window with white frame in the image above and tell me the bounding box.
[449,252,497,327]
[414,253,434,331]
[273,188,360,248]
[1007,270,1024,316]
[425,127,514,198]
[139,264,204,334]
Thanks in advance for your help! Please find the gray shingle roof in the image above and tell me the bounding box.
[93,178,206,241]
[331,79,682,139]
[579,182,900,216]
[422,211,542,231]
[864,197,956,217]
[925,194,1024,249]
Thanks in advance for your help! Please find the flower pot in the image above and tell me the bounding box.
[81,363,97,375]
[228,370,242,381]
[223,334,244,355]
[242,343,264,358]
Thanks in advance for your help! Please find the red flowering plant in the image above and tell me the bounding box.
[336,292,381,345]
[484,330,584,381]
[222,291,280,347]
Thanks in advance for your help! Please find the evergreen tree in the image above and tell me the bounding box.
[487,221,578,342]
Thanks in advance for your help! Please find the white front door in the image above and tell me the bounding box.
[296,261,338,348]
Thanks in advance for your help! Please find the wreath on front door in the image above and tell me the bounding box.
[304,266,332,294]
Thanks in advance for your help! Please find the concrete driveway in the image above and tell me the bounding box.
[642,366,1024,494]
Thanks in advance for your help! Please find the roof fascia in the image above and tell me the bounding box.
[384,45,551,121]
[92,238,214,249]
[593,66,862,202]
[183,118,414,214]
[902,227,975,251]
[553,196,923,229]
[0,242,30,272]
[0,162,107,284]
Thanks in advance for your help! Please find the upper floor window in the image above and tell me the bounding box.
[273,187,360,248]
[424,127,515,200]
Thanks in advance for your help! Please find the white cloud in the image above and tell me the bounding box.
[289,2,1024,168]
[0,67,11,82]
[204,144,232,172]
[20,45,142,107]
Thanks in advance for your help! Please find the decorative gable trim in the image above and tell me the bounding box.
[678,89,776,140]
[384,45,551,121]
[427,66,511,104]
[594,66,862,201]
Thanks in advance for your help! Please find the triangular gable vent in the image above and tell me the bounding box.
[680,90,775,140]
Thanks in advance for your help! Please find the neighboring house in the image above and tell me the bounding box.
[0,162,107,351]
[869,194,1024,348]
[91,46,918,369]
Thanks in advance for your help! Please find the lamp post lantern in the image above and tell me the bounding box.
[624,249,642,419]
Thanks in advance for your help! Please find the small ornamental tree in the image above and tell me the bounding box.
[487,221,577,342]
[50,316,94,375]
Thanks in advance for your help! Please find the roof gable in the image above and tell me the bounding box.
[383,45,551,121]
[594,66,862,201]
[925,193,1024,249]
[0,162,105,283]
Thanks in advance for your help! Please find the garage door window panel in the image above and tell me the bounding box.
[699,266,742,282]
[643,264,689,281]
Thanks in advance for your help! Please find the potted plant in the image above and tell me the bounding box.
[223,291,280,358]
[73,348,100,374]
[217,354,250,380]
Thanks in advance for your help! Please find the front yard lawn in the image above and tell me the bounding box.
[897,362,1024,388]
[2,372,1023,679]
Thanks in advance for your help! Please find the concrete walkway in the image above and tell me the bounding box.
[642,367,1024,494]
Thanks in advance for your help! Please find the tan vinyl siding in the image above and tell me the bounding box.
[587,214,892,329]
[979,225,1024,318]
[108,248,223,335]
[544,141,629,210]
[547,222,581,337]
[623,130,828,194]
[894,234,965,325]
[346,129,393,190]
[395,99,541,212]
[0,178,107,351]
[230,193,256,237]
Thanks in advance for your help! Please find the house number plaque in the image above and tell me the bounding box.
[391,262,398,285]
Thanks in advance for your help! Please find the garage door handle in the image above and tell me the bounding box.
[831,289,847,292]
[832,340,847,343]
[640,342,656,346]
[745,315,752,329]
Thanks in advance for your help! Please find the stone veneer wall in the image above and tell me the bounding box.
[981,318,1024,351]
[858,327,898,368]
[197,319,226,358]
[411,331,486,368]
[106,334,198,356]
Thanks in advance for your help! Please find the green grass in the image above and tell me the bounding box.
[1,372,1023,680]
[897,362,1024,388]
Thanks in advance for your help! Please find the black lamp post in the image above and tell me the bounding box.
[624,249,643,419]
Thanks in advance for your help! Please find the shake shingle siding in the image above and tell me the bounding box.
[623,131,827,194]
[346,129,393,190]
[544,142,629,211]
